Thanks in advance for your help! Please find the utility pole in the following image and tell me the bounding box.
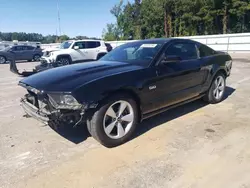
[57,0,61,36]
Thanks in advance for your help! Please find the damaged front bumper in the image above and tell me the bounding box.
[21,98,50,123]
[20,86,86,127]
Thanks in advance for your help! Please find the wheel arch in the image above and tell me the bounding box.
[213,68,227,80]
[33,54,41,59]
[56,54,73,62]
[0,55,7,60]
[207,68,227,90]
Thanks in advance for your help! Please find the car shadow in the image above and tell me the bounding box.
[48,86,235,144]
[48,122,90,144]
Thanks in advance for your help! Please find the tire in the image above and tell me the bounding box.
[57,56,71,66]
[87,94,139,147]
[33,54,41,62]
[203,72,226,104]
[0,56,6,64]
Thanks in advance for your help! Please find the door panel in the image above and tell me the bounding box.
[156,59,204,107]
[71,42,87,61]
[22,46,32,60]
[12,46,24,60]
[85,41,101,60]
[142,42,206,113]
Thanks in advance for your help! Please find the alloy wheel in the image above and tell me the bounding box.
[103,100,134,139]
[58,58,70,66]
[34,55,40,61]
[0,56,6,64]
[213,75,225,100]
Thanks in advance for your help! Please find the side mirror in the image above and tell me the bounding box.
[74,46,80,50]
[161,55,181,64]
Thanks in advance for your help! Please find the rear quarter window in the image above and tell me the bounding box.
[165,42,198,60]
[199,45,215,57]
[27,46,35,50]
[86,41,100,48]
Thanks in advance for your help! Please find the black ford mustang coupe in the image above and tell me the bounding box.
[19,38,232,147]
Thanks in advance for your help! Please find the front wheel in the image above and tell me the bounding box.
[57,57,71,66]
[203,73,226,104]
[0,56,6,64]
[87,94,139,147]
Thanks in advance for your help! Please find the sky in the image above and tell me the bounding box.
[0,0,127,38]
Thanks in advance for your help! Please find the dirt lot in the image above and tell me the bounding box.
[0,57,250,188]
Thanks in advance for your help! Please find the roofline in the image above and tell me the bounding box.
[66,39,104,42]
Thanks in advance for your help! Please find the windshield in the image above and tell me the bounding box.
[100,41,164,66]
[60,41,73,49]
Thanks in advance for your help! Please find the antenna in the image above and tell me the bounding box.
[57,0,61,36]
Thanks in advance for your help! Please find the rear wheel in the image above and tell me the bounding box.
[33,54,41,61]
[0,56,6,64]
[87,94,139,147]
[203,73,226,104]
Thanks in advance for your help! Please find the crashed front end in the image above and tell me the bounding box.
[19,82,85,127]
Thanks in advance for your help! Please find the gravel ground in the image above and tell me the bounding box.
[0,57,250,188]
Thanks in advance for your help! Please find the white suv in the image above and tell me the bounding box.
[41,40,110,65]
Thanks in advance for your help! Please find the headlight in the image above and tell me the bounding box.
[48,94,82,110]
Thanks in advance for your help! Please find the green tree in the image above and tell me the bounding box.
[11,32,18,41]
[102,23,121,41]
[59,35,70,42]
[103,0,250,40]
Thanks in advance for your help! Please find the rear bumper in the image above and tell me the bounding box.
[20,98,49,123]
[226,60,233,76]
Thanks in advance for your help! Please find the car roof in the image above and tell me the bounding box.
[121,38,200,47]
[13,45,34,47]
[70,39,103,42]
[140,38,196,43]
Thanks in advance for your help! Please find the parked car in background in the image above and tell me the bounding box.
[41,40,110,65]
[18,38,232,147]
[0,46,15,64]
[0,45,43,64]
[10,40,112,76]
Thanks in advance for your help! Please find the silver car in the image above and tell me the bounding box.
[0,45,43,64]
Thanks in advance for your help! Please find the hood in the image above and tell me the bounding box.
[42,47,60,53]
[0,50,11,57]
[19,61,143,92]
